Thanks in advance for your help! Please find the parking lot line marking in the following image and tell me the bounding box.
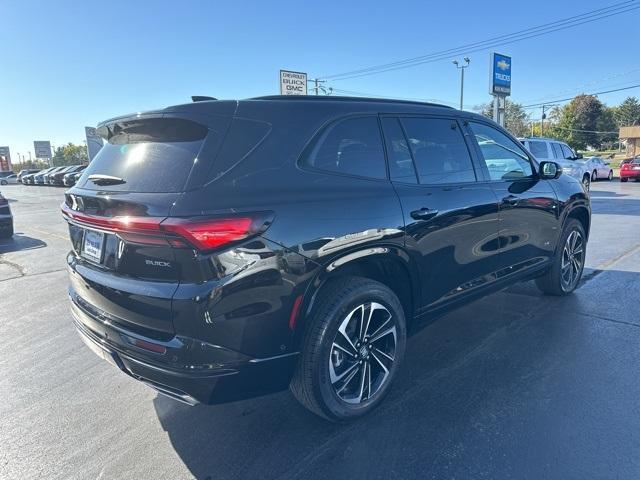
[25,227,69,241]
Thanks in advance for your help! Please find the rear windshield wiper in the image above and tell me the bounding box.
[87,174,126,186]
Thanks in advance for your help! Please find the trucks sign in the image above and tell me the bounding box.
[490,53,511,96]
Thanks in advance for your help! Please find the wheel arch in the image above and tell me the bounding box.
[564,203,591,240]
[293,245,419,348]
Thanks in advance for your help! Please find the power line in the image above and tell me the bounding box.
[320,1,638,81]
[519,67,640,104]
[554,126,619,134]
[522,83,640,109]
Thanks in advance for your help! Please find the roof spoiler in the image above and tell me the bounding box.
[191,96,217,102]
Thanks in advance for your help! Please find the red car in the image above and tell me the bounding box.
[620,157,640,182]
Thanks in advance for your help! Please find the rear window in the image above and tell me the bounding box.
[77,117,208,193]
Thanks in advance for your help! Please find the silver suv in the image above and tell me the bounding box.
[519,137,590,190]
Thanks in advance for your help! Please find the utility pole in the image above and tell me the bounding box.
[452,57,470,110]
[310,78,327,95]
[540,104,557,137]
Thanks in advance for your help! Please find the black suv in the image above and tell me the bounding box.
[63,96,590,421]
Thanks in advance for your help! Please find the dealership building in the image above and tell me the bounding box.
[619,126,640,158]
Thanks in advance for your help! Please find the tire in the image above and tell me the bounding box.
[0,180,6,186]
[291,276,406,421]
[591,170,597,182]
[535,219,586,296]
[582,174,591,191]
[608,170,613,181]
[621,177,628,183]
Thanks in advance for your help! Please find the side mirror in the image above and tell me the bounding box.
[540,161,562,179]
[575,153,583,159]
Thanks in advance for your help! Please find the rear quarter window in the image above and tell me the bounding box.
[528,141,549,159]
[302,116,387,180]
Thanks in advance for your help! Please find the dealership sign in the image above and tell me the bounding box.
[34,140,52,158]
[0,146,11,171]
[280,70,307,95]
[490,53,511,96]
[85,127,104,162]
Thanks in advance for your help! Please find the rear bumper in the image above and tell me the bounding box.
[69,290,299,405]
[620,169,640,179]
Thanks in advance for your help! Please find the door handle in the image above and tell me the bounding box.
[410,207,439,221]
[502,195,519,205]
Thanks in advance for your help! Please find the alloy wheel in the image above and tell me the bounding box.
[329,302,396,405]
[560,230,584,291]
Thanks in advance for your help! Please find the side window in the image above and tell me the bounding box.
[304,116,386,179]
[400,117,476,184]
[560,144,575,159]
[551,143,563,159]
[381,118,417,183]
[469,122,534,180]
[528,140,549,159]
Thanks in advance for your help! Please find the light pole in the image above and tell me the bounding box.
[453,57,470,110]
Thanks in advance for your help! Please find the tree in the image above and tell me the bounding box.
[554,95,609,150]
[52,143,88,166]
[614,96,640,127]
[477,100,530,137]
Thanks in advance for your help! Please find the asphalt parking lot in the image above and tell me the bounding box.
[1,180,640,480]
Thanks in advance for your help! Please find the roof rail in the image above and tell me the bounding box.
[249,95,453,109]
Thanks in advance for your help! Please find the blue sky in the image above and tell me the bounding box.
[1,0,638,160]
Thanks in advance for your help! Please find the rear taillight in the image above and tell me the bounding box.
[61,203,272,252]
[160,217,255,251]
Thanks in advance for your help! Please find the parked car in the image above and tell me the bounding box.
[48,166,74,185]
[43,166,68,185]
[580,156,614,181]
[22,172,38,184]
[0,191,13,238]
[0,174,18,185]
[63,96,590,421]
[51,165,86,186]
[519,137,591,190]
[63,168,86,187]
[620,156,640,182]
[17,169,41,182]
[33,167,56,185]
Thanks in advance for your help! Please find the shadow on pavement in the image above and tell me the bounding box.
[154,269,640,479]
[589,194,640,216]
[0,233,47,253]
[588,189,630,198]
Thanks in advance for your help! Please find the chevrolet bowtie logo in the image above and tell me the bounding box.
[497,59,510,71]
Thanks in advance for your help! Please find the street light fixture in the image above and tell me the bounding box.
[453,57,470,111]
